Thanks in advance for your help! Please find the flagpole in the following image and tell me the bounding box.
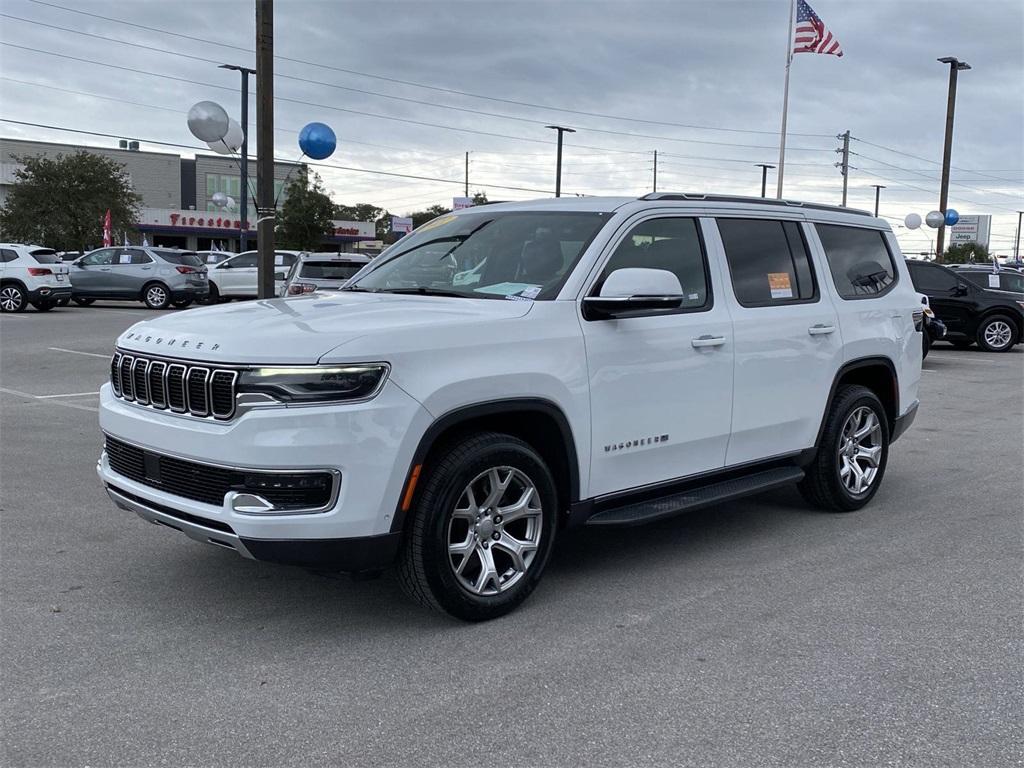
[776,0,796,199]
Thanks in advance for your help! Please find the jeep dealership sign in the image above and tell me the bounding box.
[949,215,992,248]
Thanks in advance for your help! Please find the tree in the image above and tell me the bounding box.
[276,167,335,251]
[471,191,489,205]
[943,241,990,264]
[410,204,452,229]
[0,151,140,252]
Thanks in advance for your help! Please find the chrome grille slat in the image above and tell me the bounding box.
[109,353,238,420]
[132,357,150,405]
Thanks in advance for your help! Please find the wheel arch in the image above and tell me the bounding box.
[0,277,27,290]
[392,398,580,534]
[813,357,899,451]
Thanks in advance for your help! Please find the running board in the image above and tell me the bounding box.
[584,466,805,527]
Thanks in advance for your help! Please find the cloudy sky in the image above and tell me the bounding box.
[1,0,1021,253]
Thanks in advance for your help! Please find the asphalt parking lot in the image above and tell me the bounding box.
[1,302,1022,767]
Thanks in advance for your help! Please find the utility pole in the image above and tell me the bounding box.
[871,184,886,217]
[219,64,255,252]
[255,0,275,299]
[835,130,851,207]
[936,56,971,263]
[755,164,775,198]
[464,151,469,197]
[1015,210,1022,261]
[653,150,658,193]
[546,125,575,197]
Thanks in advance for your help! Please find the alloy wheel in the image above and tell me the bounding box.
[983,320,1013,350]
[0,286,24,312]
[837,406,882,496]
[447,466,543,596]
[146,286,167,307]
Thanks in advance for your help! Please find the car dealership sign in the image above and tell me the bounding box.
[949,214,992,248]
[137,209,374,239]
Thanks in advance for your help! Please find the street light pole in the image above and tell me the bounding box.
[871,184,886,217]
[755,164,775,198]
[219,63,256,253]
[935,56,971,263]
[255,0,275,299]
[545,125,575,198]
[1015,210,1022,261]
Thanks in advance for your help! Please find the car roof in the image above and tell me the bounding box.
[454,194,881,227]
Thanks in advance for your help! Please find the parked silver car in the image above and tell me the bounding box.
[69,247,209,309]
[280,253,372,296]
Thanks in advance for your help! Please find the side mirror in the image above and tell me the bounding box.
[954,283,969,296]
[219,261,231,269]
[582,268,684,320]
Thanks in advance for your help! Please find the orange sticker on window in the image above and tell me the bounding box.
[768,272,793,299]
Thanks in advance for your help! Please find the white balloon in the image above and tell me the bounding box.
[187,100,229,143]
[205,119,243,154]
[925,210,945,229]
[225,197,236,210]
[206,139,232,155]
[904,213,922,230]
[211,192,228,207]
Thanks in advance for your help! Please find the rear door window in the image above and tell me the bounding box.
[1,249,18,263]
[718,218,817,306]
[81,249,115,266]
[816,224,897,299]
[908,262,958,293]
[225,253,257,269]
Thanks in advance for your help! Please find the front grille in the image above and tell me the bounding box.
[104,436,336,511]
[111,352,236,420]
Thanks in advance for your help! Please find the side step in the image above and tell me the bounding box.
[584,466,805,527]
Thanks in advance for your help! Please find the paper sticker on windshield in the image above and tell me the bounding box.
[768,272,793,299]
[418,214,456,233]
[520,286,542,299]
[275,255,284,266]
[988,274,1000,288]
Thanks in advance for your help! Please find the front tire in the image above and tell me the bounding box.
[72,296,95,307]
[202,283,221,304]
[922,332,931,360]
[398,432,558,621]
[32,300,56,311]
[171,298,193,309]
[799,385,889,513]
[976,315,1017,352]
[0,284,26,312]
[56,296,70,307]
[142,282,171,310]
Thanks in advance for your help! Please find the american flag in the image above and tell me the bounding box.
[793,0,843,57]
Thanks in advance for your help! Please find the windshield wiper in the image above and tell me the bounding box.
[376,287,469,298]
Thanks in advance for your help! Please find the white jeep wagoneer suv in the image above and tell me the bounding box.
[97,194,921,620]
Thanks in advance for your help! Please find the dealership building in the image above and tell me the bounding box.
[0,137,376,251]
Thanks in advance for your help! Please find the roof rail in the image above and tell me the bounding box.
[638,192,872,217]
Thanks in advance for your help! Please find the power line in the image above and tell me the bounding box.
[0,15,835,154]
[852,151,1023,206]
[851,136,1022,185]
[0,118,558,195]
[24,0,833,139]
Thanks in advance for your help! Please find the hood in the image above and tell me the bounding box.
[116,291,535,364]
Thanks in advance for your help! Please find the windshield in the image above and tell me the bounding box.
[299,261,365,280]
[348,210,609,300]
[154,249,203,266]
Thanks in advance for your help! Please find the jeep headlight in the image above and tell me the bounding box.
[237,364,389,403]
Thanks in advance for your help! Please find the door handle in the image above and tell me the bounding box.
[99,267,111,271]
[691,335,726,348]
[141,267,151,270]
[808,324,836,335]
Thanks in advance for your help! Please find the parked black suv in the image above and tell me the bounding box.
[948,265,1024,295]
[906,260,1024,352]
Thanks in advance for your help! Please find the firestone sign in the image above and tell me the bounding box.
[137,209,375,239]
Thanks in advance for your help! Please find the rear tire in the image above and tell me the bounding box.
[142,282,171,310]
[975,315,1017,353]
[799,385,889,513]
[397,432,558,621]
[0,283,26,312]
[72,297,95,307]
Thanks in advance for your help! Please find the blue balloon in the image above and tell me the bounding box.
[298,122,336,160]
[944,209,960,227]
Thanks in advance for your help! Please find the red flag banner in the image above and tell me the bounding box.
[102,209,112,247]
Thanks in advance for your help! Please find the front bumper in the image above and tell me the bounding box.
[104,481,401,570]
[98,379,431,561]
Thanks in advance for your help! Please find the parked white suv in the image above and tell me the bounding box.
[0,244,72,312]
[205,249,301,302]
[97,195,922,620]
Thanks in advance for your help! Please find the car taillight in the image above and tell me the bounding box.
[175,266,196,274]
[27,267,52,276]
[288,283,315,296]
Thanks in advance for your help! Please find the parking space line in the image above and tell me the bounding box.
[48,346,110,359]
[0,387,98,413]
[35,391,98,399]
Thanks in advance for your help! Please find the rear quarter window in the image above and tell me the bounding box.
[816,224,897,299]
